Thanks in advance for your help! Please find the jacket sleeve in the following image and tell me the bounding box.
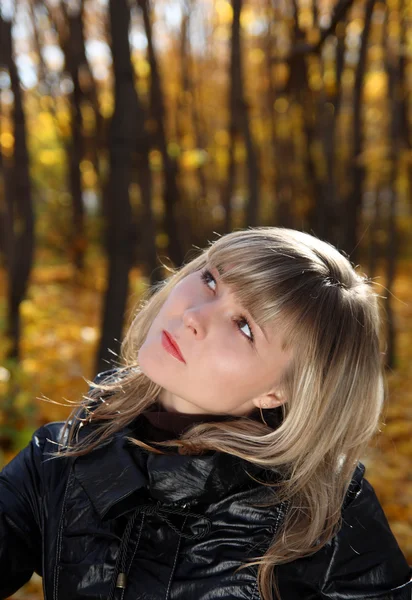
[0,425,48,599]
[319,468,412,599]
[277,464,412,599]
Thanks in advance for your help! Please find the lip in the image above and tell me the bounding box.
[161,330,186,363]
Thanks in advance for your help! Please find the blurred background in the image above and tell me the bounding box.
[0,0,411,597]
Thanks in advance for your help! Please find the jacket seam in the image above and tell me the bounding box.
[119,513,146,600]
[41,502,47,599]
[165,515,188,600]
[249,501,289,600]
[53,464,74,600]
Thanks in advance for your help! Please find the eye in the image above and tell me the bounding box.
[234,316,254,344]
[200,268,255,345]
[200,268,217,292]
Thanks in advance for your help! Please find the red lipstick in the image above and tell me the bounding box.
[161,331,186,363]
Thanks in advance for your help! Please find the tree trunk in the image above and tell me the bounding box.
[221,121,237,234]
[48,0,104,270]
[314,0,355,52]
[177,5,208,208]
[397,0,412,204]
[136,148,159,285]
[345,0,375,261]
[232,0,260,227]
[287,0,323,235]
[366,186,381,279]
[312,0,318,28]
[0,97,7,263]
[96,0,139,373]
[137,0,183,267]
[1,13,35,360]
[133,90,158,285]
[383,8,401,371]
[318,17,346,247]
[61,1,86,270]
[263,4,284,226]
[221,0,260,231]
[0,98,15,272]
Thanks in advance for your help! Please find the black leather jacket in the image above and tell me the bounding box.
[1,412,411,600]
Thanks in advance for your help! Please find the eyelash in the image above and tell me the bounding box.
[200,269,255,345]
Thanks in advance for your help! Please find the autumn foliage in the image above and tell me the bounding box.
[1,0,412,597]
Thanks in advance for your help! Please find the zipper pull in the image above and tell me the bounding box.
[116,572,127,589]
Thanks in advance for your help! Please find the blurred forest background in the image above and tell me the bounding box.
[1,0,412,597]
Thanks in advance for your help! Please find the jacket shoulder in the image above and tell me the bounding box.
[0,420,71,598]
[277,462,412,599]
[35,420,69,451]
[320,463,412,598]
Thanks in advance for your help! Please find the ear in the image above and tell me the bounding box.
[251,390,287,410]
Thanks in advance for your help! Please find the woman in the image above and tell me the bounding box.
[1,227,411,600]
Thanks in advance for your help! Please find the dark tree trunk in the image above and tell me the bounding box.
[221,19,238,235]
[61,1,86,270]
[233,0,260,227]
[175,9,196,252]
[264,4,295,228]
[221,0,260,231]
[263,7,278,223]
[220,0,242,232]
[29,0,72,163]
[367,187,381,279]
[133,88,158,285]
[67,3,105,199]
[397,0,412,202]
[137,0,183,267]
[1,13,35,360]
[30,0,58,120]
[96,0,139,373]
[136,148,159,286]
[265,0,293,227]
[312,0,318,28]
[48,0,104,270]
[0,98,7,263]
[270,0,355,232]
[383,9,401,371]
[178,5,208,208]
[0,118,15,274]
[314,0,354,52]
[384,188,397,371]
[221,122,237,234]
[270,0,355,64]
[67,55,85,270]
[287,0,323,235]
[345,0,375,261]
[0,98,15,270]
[319,17,346,247]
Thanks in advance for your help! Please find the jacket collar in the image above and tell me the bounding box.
[73,418,275,521]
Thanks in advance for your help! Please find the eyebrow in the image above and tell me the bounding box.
[210,264,269,343]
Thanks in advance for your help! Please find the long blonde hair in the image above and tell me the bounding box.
[54,227,384,600]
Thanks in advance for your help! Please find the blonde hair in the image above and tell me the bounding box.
[54,227,385,600]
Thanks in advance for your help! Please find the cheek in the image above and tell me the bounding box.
[137,338,155,376]
[201,347,257,391]
[137,339,171,389]
[137,320,165,372]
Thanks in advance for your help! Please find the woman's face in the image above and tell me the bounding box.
[138,264,292,415]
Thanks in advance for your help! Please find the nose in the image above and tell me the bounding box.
[182,303,210,338]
